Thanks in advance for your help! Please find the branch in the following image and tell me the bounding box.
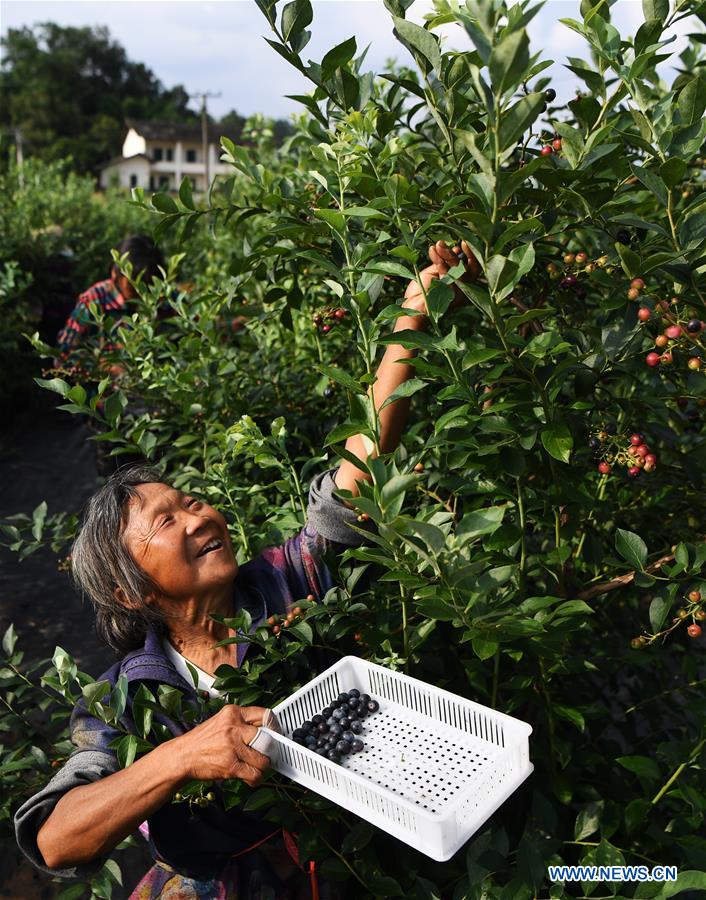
[578,553,674,601]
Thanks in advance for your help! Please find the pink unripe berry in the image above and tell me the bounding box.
[665,325,682,339]
[598,462,612,474]
[646,352,661,367]
[630,434,644,445]
[655,335,669,348]
[688,357,702,371]
[637,307,651,322]
[631,278,645,290]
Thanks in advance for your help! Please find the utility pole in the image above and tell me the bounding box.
[190,91,221,192]
[13,128,24,187]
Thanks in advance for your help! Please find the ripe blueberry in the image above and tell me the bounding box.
[350,719,363,734]
[351,738,364,753]
[367,700,380,713]
[544,88,557,101]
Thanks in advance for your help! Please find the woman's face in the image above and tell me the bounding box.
[121,482,238,606]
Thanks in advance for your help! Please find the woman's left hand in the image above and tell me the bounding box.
[403,240,479,315]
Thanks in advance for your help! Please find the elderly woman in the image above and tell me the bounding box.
[14,242,473,898]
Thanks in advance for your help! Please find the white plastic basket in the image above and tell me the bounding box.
[263,655,533,861]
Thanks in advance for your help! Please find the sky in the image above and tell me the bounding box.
[0,0,697,122]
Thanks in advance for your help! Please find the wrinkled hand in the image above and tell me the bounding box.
[177,704,270,786]
[403,240,480,315]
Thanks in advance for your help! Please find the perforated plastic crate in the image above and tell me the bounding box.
[263,655,533,861]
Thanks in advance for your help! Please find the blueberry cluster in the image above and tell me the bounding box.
[291,689,380,765]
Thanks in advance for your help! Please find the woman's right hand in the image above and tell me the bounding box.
[177,704,271,787]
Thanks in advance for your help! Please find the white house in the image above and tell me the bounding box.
[98,119,241,192]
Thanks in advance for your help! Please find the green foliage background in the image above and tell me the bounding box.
[3,0,706,897]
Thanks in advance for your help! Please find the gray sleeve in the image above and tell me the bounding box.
[14,749,120,880]
[306,466,370,547]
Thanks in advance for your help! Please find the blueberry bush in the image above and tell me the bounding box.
[3,0,706,896]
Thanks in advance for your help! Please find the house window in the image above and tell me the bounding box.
[153,147,163,162]
[166,148,173,162]
[149,175,155,190]
[129,174,138,188]
[159,175,170,189]
[186,148,197,163]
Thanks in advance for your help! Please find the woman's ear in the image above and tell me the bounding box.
[114,586,151,610]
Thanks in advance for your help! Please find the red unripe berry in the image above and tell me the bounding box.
[598,461,612,474]
[322,324,331,333]
[628,445,640,456]
[644,453,657,466]
[293,606,302,616]
[630,434,644,445]
[688,357,702,371]
[687,623,702,638]
[540,145,553,157]
[628,466,641,477]
[646,352,661,367]
[658,300,670,311]
[630,278,645,290]
[575,251,588,264]
[635,444,649,457]
[688,590,702,603]
[306,594,315,602]
[665,324,682,339]
[627,287,640,301]
[552,138,562,151]
[273,625,281,635]
[637,307,651,322]
[661,351,673,365]
[655,334,669,348]
[334,308,346,319]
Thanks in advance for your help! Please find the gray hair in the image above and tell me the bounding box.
[71,464,168,657]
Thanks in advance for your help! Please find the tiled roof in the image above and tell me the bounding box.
[124,119,242,143]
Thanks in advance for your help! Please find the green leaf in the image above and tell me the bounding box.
[649,595,670,632]
[554,704,585,733]
[660,157,687,188]
[313,208,345,234]
[677,75,706,127]
[317,365,366,395]
[281,0,313,41]
[341,821,375,854]
[379,378,427,411]
[152,192,179,215]
[642,0,669,22]
[498,93,546,150]
[392,17,441,73]
[575,801,604,840]
[630,163,668,206]
[616,755,661,780]
[616,242,641,279]
[2,624,17,657]
[652,871,706,899]
[472,637,499,660]
[615,529,648,571]
[287,621,313,644]
[456,506,506,541]
[178,176,195,210]
[540,423,573,463]
[321,36,357,79]
[489,30,529,96]
[35,377,70,398]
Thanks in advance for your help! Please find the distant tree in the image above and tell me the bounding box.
[0,23,197,173]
